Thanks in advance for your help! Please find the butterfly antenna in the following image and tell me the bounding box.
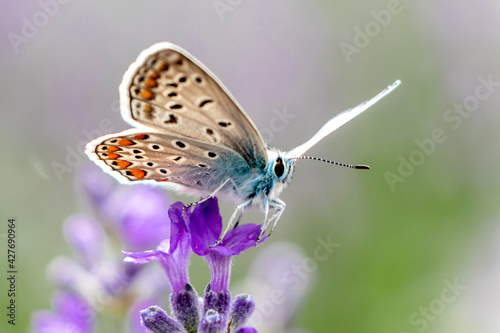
[291,156,370,169]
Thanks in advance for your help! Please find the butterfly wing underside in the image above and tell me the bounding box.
[86,42,268,193]
[120,42,267,168]
[89,130,250,195]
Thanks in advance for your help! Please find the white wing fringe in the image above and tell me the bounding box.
[287,80,401,158]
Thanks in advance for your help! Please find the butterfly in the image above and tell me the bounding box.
[86,42,400,245]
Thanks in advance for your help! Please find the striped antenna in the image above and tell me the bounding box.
[290,156,370,169]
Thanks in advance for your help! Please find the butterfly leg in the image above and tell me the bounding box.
[256,199,270,242]
[266,198,286,238]
[183,178,232,210]
[209,199,252,248]
[233,212,244,229]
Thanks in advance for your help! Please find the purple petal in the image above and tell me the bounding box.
[32,311,72,333]
[32,292,94,333]
[236,327,258,333]
[213,224,265,256]
[53,292,93,330]
[63,214,104,266]
[103,185,171,251]
[188,198,222,256]
[79,164,115,210]
[188,198,265,257]
[124,237,191,293]
[168,202,189,253]
[123,248,165,265]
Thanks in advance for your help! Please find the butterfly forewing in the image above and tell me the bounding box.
[120,43,267,169]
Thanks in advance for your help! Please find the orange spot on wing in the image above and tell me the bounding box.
[155,178,168,182]
[145,78,157,88]
[107,153,120,160]
[116,160,131,169]
[149,72,159,79]
[140,90,153,100]
[143,104,152,113]
[133,134,148,140]
[129,169,146,179]
[107,146,120,152]
[118,138,134,146]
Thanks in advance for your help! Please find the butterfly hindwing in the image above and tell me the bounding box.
[87,130,251,195]
[119,42,268,169]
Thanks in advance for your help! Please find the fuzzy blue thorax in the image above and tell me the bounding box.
[254,149,295,205]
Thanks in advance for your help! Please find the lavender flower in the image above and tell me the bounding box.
[34,166,309,333]
[32,166,171,333]
[123,202,191,293]
[124,202,199,331]
[198,309,224,333]
[188,198,266,293]
[31,291,94,333]
[125,197,263,333]
[140,306,184,333]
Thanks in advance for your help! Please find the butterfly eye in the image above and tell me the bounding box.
[274,157,285,178]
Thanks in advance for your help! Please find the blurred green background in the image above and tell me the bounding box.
[1,0,499,332]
